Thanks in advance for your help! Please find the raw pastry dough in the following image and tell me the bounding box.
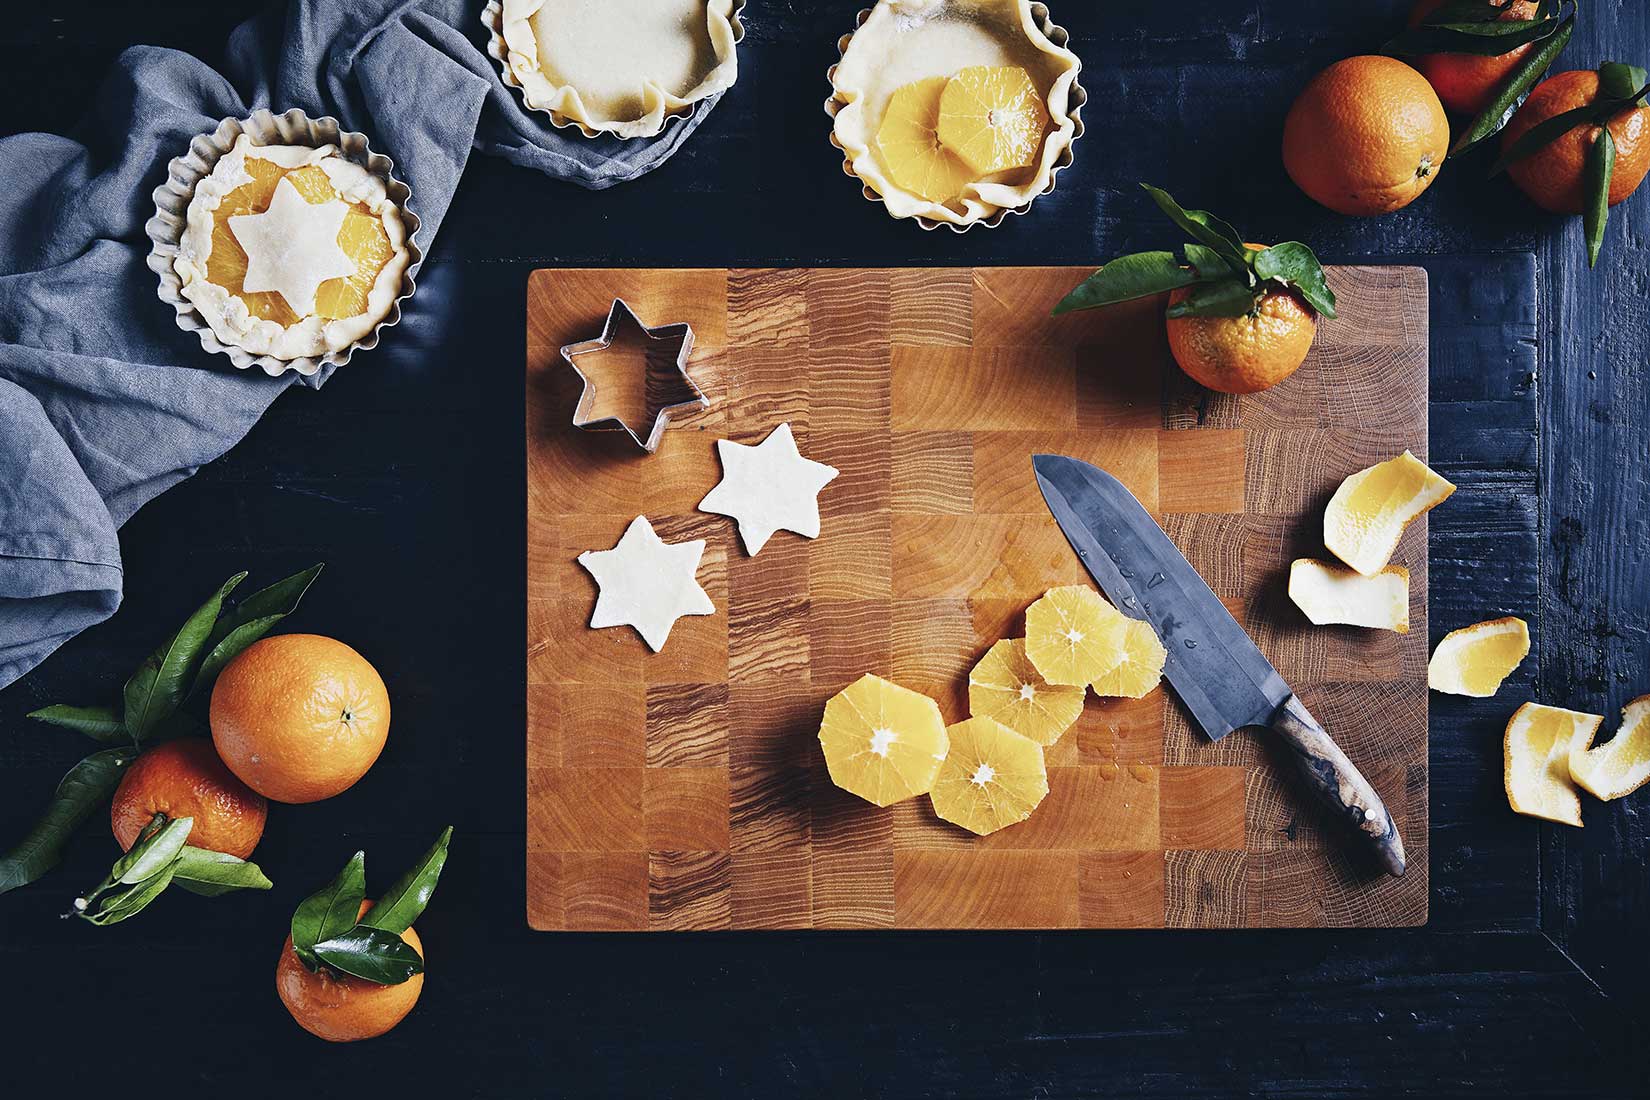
[500,0,740,138]
[698,423,839,555]
[578,516,716,652]
[830,0,1081,226]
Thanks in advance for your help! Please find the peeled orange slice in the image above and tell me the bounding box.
[1569,695,1650,801]
[1505,702,1598,827]
[1288,559,1409,634]
[1024,585,1129,687]
[1427,617,1529,697]
[818,673,949,807]
[876,76,976,204]
[936,65,1050,176]
[1323,451,1455,576]
[928,717,1050,836]
[967,638,1085,746]
[1089,618,1168,699]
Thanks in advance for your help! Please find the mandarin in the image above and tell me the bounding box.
[109,738,267,859]
[1502,69,1650,214]
[276,899,424,1042]
[1407,0,1542,116]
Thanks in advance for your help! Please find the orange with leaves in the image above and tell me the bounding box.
[1407,0,1543,116]
[1502,68,1650,214]
[109,738,267,859]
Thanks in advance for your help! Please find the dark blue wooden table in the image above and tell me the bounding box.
[3,2,1645,1095]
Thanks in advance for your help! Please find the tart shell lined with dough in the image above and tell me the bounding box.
[826,0,1083,229]
[173,134,410,363]
[497,0,742,139]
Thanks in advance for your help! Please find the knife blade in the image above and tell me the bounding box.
[1032,453,1407,878]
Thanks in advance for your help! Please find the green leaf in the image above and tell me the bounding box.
[122,572,246,741]
[1451,14,1575,156]
[1141,184,1250,271]
[1490,99,1609,174]
[1164,278,1258,319]
[361,827,452,935]
[292,850,367,961]
[1585,125,1616,268]
[1253,242,1339,318]
[1181,243,1233,280]
[0,747,138,895]
[81,865,177,926]
[1599,62,1648,101]
[192,564,323,696]
[1386,17,1560,58]
[26,704,128,745]
[1052,252,1200,315]
[171,846,273,897]
[312,925,425,985]
[112,815,192,885]
[1422,0,1519,21]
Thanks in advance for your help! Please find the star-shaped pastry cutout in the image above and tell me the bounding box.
[698,422,840,556]
[228,175,357,317]
[577,516,715,652]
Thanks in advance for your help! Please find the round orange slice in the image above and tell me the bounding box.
[967,638,1085,746]
[818,673,949,807]
[928,717,1049,836]
[1505,702,1598,827]
[1427,617,1529,697]
[1323,451,1454,576]
[936,65,1050,175]
[1569,695,1650,802]
[1024,585,1129,687]
[1089,618,1168,699]
[876,76,976,205]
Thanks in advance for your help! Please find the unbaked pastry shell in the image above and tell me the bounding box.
[826,0,1085,231]
[146,109,421,378]
[492,0,743,140]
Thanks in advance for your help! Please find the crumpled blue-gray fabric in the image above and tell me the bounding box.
[0,0,728,688]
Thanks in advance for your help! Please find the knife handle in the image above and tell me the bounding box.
[1269,694,1407,878]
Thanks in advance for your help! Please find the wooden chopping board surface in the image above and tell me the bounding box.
[526,266,1430,931]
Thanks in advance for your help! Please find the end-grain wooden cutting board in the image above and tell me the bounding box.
[526,266,1430,931]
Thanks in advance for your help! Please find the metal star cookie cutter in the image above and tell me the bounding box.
[561,298,709,454]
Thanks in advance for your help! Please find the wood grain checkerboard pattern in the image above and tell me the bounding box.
[526,266,1430,930]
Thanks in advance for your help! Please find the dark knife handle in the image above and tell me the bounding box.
[1268,694,1406,878]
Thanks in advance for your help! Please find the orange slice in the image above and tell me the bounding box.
[936,65,1050,175]
[1569,695,1650,801]
[1024,585,1130,687]
[928,717,1049,836]
[1288,559,1410,634]
[1323,451,1455,576]
[1427,617,1529,697]
[818,673,949,807]
[1505,702,1598,827]
[207,157,393,324]
[967,638,1085,746]
[876,76,976,205]
[1089,619,1167,699]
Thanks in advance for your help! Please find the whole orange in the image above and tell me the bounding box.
[1502,69,1650,214]
[110,738,267,859]
[1283,55,1450,216]
[1407,0,1541,116]
[1165,283,1317,395]
[210,634,390,804]
[276,899,424,1042]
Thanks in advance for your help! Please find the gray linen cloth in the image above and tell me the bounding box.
[0,0,726,688]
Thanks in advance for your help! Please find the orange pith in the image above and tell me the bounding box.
[210,634,391,804]
[208,156,393,323]
[276,899,424,1042]
[1502,69,1650,215]
[1282,55,1450,216]
[109,738,267,859]
[1408,0,1541,116]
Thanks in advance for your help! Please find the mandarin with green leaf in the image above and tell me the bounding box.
[1407,0,1543,116]
[109,738,266,859]
[1502,69,1650,214]
[1165,245,1318,395]
[276,899,425,1042]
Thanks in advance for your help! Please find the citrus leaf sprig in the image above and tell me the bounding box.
[1450,4,1577,157]
[1493,61,1649,266]
[1053,184,1337,320]
[0,564,322,897]
[68,814,272,926]
[1385,0,1571,59]
[290,828,452,986]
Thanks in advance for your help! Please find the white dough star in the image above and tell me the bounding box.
[577,516,715,652]
[228,175,357,317]
[698,422,839,556]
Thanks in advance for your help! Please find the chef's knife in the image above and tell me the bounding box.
[1032,453,1406,878]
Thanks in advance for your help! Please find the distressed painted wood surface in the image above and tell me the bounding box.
[526,265,1430,930]
[2,0,1644,1095]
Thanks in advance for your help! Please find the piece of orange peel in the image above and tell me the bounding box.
[1324,451,1454,576]
[1288,559,1410,634]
